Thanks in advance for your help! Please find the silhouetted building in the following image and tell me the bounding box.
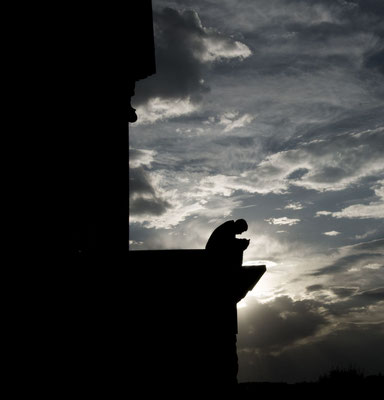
[128,0,156,123]
[42,1,158,396]
[129,249,265,395]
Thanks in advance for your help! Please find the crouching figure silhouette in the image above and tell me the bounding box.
[206,219,250,267]
[204,219,251,392]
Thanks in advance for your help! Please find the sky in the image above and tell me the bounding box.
[129,0,384,383]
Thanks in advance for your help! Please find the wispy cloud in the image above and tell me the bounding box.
[312,238,384,277]
[219,112,254,132]
[200,34,252,62]
[315,211,333,217]
[316,181,384,220]
[284,202,304,210]
[331,181,384,220]
[265,217,300,226]
[136,97,199,124]
[323,231,341,236]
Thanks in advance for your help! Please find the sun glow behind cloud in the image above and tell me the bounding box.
[239,260,280,306]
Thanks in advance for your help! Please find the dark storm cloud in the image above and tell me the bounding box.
[238,296,327,352]
[133,7,250,107]
[352,238,384,253]
[306,284,324,292]
[239,289,384,355]
[129,167,155,195]
[133,7,208,105]
[365,49,384,75]
[347,1,384,76]
[352,0,384,16]
[129,195,170,216]
[287,168,309,181]
[129,167,171,216]
[129,148,171,217]
[239,289,383,355]
[310,166,349,184]
[238,320,384,382]
[356,287,384,302]
[330,286,359,298]
[237,288,384,382]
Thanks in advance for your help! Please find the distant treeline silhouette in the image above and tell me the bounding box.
[238,368,383,397]
[318,365,365,383]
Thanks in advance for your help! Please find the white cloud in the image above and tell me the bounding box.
[129,148,156,168]
[326,181,384,220]
[332,203,384,219]
[135,97,199,125]
[323,231,341,236]
[243,260,278,269]
[218,112,254,132]
[285,202,304,210]
[265,217,300,226]
[363,263,381,270]
[316,211,333,217]
[219,111,239,124]
[200,35,252,62]
[129,240,143,246]
[331,181,384,220]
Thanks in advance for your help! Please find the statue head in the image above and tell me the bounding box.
[234,219,248,234]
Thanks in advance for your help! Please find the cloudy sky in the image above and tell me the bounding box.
[130,0,384,383]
